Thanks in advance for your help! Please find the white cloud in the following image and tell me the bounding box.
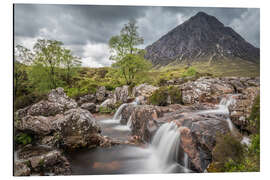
[81,42,112,67]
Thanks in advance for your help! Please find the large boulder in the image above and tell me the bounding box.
[132,84,159,98]
[96,86,106,102]
[156,108,230,172]
[127,104,183,142]
[15,115,61,135]
[228,86,260,132]
[80,102,97,113]
[14,145,71,176]
[77,94,96,105]
[52,108,102,149]
[26,88,77,117]
[113,85,129,103]
[179,77,235,105]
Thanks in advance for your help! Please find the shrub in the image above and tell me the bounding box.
[15,133,32,145]
[168,86,182,104]
[248,95,260,133]
[148,86,182,106]
[182,67,197,77]
[14,92,47,110]
[99,106,114,114]
[211,133,245,171]
[208,133,260,172]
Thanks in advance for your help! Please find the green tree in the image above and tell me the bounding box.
[33,39,63,89]
[62,48,82,87]
[109,20,151,85]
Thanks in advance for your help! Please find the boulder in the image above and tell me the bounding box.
[14,145,71,176]
[228,86,260,132]
[127,104,183,142]
[113,85,129,103]
[52,108,101,149]
[77,94,96,105]
[81,102,97,113]
[96,86,106,102]
[132,84,159,98]
[25,88,77,117]
[180,77,235,105]
[156,109,230,172]
[15,115,61,135]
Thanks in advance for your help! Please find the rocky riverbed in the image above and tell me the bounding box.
[14,76,259,175]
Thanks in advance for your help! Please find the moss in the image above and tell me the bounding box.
[208,133,260,172]
[15,133,32,145]
[99,106,114,114]
[248,95,260,133]
[148,86,182,106]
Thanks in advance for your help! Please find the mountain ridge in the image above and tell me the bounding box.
[145,11,260,66]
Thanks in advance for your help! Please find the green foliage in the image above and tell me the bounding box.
[182,67,197,77]
[248,95,260,133]
[15,133,32,145]
[109,20,151,85]
[208,133,260,172]
[109,20,144,61]
[112,53,152,85]
[99,106,114,114]
[148,86,182,106]
[14,92,47,110]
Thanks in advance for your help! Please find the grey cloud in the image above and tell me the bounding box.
[14,4,260,67]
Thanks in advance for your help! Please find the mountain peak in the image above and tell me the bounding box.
[145,12,259,66]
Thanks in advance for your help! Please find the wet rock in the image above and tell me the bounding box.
[228,86,260,132]
[127,105,183,142]
[14,161,31,176]
[52,108,101,149]
[15,145,71,176]
[81,102,97,113]
[156,109,230,172]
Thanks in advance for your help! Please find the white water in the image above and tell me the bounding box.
[183,153,189,172]
[241,136,251,146]
[197,95,236,132]
[100,98,140,131]
[144,122,186,173]
[100,99,111,107]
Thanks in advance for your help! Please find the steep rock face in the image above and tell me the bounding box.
[145,12,260,66]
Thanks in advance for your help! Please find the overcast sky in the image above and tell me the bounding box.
[14,4,260,67]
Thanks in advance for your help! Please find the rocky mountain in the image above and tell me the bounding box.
[145,12,260,66]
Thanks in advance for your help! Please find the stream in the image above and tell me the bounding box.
[67,95,249,175]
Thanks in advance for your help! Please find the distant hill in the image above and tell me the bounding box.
[145,12,260,66]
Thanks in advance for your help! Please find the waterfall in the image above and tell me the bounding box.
[113,103,128,121]
[127,116,133,130]
[197,95,236,132]
[100,99,111,107]
[148,122,183,172]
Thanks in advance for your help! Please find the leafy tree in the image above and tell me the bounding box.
[33,39,64,89]
[62,48,82,87]
[109,20,151,85]
[112,52,151,85]
[14,44,34,65]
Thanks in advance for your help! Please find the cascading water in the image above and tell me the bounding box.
[145,121,188,173]
[197,95,236,132]
[100,97,140,130]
